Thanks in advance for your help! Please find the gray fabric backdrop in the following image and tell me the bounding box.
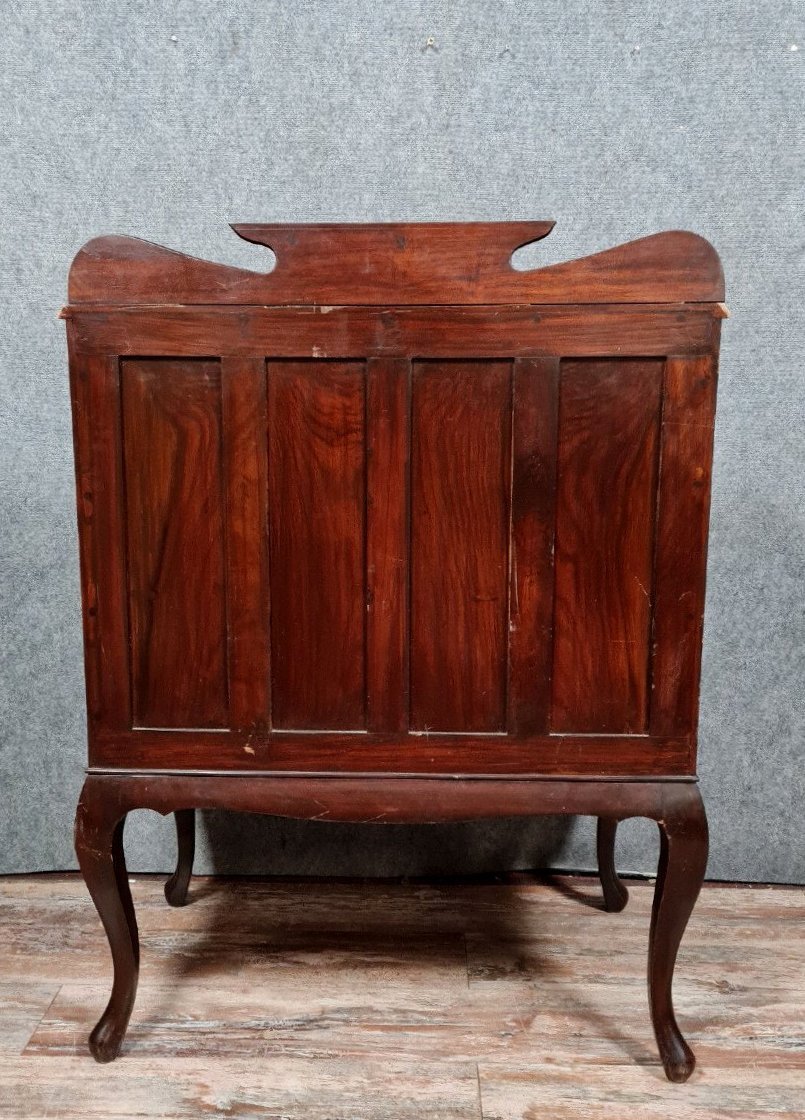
[1,1,803,882]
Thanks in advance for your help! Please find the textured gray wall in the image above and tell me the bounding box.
[1,1,803,882]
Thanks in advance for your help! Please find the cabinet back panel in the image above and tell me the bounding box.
[68,227,723,774]
[267,360,367,730]
[120,358,229,729]
[410,361,512,733]
[71,334,717,770]
[551,358,663,733]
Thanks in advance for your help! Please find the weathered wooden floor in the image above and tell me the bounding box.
[0,873,803,1118]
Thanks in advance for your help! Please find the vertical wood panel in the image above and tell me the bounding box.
[267,361,366,730]
[650,354,718,738]
[70,347,131,733]
[551,359,663,734]
[221,358,270,731]
[121,359,228,728]
[508,358,560,736]
[410,361,511,733]
[366,358,410,733]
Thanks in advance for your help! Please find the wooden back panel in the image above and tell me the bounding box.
[64,223,725,777]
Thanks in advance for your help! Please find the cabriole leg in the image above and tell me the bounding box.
[74,779,139,1062]
[648,785,709,1082]
[596,816,629,912]
[164,809,195,907]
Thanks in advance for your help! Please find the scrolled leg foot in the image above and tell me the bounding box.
[89,1014,127,1064]
[164,809,195,907]
[596,817,629,912]
[648,785,709,1082]
[74,780,139,1063]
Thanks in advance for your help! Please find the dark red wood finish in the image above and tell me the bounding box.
[410,359,511,733]
[551,357,663,734]
[65,222,725,1080]
[121,358,229,729]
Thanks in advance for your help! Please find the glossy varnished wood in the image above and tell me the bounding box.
[88,731,694,776]
[65,221,725,1076]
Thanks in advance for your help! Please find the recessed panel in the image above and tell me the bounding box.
[551,358,663,733]
[410,361,511,733]
[121,358,228,728]
[267,360,366,730]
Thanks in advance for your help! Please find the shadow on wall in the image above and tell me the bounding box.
[196,813,577,878]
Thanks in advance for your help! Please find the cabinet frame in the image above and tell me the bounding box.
[65,222,726,1080]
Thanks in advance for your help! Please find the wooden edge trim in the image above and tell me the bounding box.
[88,766,699,783]
[78,771,703,825]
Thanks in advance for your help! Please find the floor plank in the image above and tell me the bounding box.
[25,977,805,1069]
[477,1064,805,1119]
[0,983,59,1054]
[1,874,803,1118]
[0,1056,481,1119]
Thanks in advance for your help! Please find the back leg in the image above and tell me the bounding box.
[597,817,629,912]
[164,809,195,907]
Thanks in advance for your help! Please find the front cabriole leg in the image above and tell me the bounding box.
[74,777,139,1062]
[648,783,709,1082]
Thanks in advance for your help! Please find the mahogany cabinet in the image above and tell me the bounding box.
[64,221,726,1079]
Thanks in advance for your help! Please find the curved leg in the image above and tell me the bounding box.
[67,772,711,1073]
[74,780,139,1062]
[596,817,629,912]
[164,809,195,907]
[648,786,709,1082]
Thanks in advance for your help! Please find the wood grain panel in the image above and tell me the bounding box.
[267,361,366,730]
[508,358,560,736]
[366,359,410,733]
[650,354,718,739]
[68,345,131,732]
[410,361,511,732]
[551,359,663,734]
[121,359,228,729]
[221,358,270,730]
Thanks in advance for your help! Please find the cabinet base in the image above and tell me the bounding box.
[74,772,708,1080]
